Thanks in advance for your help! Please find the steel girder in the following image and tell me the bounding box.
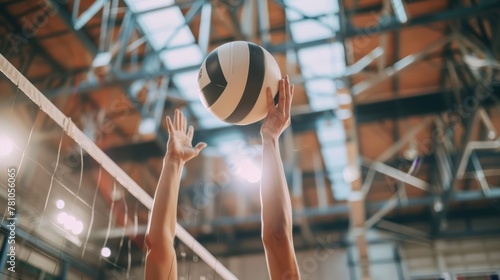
[36,0,500,98]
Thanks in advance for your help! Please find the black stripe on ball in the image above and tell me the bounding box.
[224,43,265,124]
[201,50,227,107]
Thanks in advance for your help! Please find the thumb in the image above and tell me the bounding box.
[193,142,207,155]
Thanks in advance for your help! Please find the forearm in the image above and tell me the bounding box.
[260,136,293,238]
[146,155,184,246]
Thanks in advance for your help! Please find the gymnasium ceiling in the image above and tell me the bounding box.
[1,0,500,268]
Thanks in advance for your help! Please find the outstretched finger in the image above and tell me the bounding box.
[265,87,274,113]
[187,125,194,141]
[166,116,174,134]
[285,78,293,117]
[278,78,286,115]
[174,109,181,130]
[181,112,187,133]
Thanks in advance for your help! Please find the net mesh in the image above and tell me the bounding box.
[0,54,234,280]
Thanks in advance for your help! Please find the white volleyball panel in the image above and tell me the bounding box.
[208,42,250,121]
[238,48,281,125]
[197,59,212,109]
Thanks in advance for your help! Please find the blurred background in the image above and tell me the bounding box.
[0,0,500,279]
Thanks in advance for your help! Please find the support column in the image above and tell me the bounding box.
[57,261,69,280]
[338,87,371,280]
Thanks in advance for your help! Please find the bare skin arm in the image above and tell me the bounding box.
[260,75,300,279]
[145,109,206,280]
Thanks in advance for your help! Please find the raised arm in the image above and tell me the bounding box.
[260,75,300,279]
[145,109,206,280]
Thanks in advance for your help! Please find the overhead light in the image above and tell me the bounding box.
[64,215,76,230]
[56,212,84,235]
[72,221,84,235]
[57,212,68,224]
[433,200,443,212]
[56,199,65,209]
[101,247,112,258]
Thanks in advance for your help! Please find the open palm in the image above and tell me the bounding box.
[261,75,294,139]
[166,109,206,162]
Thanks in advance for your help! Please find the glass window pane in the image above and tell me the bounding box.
[190,103,229,128]
[309,95,338,111]
[137,7,184,33]
[149,26,195,50]
[290,20,334,43]
[330,172,350,200]
[305,79,337,95]
[322,145,347,169]
[173,70,200,101]
[317,118,345,143]
[160,44,203,69]
[285,0,339,20]
[126,0,175,12]
[298,43,346,78]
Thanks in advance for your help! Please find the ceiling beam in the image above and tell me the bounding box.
[48,0,98,55]
[344,0,499,38]
[41,2,500,98]
[355,84,500,123]
[181,188,500,229]
[0,5,65,71]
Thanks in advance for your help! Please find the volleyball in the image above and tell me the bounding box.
[197,41,281,125]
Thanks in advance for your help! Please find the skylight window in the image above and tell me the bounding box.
[190,102,229,128]
[331,172,350,200]
[284,0,339,21]
[322,144,349,200]
[298,43,346,79]
[317,118,345,143]
[306,79,337,95]
[137,7,185,33]
[290,20,335,43]
[322,146,347,169]
[148,26,195,50]
[305,79,338,111]
[160,44,203,69]
[317,116,350,200]
[309,95,338,111]
[173,70,200,101]
[125,0,175,13]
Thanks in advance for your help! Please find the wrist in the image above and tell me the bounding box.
[261,135,279,145]
[164,153,185,166]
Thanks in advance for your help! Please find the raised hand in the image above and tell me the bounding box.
[165,109,207,162]
[261,75,294,140]
[259,74,300,279]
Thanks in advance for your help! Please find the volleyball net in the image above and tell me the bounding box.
[0,54,237,280]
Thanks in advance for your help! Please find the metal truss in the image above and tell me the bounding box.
[12,0,496,97]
